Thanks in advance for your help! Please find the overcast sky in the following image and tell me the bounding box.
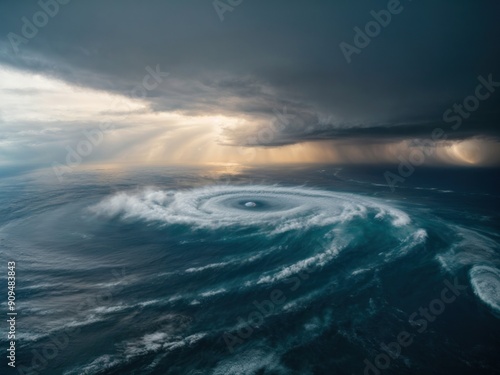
[1,0,499,170]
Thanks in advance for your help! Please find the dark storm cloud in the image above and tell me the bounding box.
[1,0,499,146]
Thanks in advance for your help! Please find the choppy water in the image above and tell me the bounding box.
[0,166,499,374]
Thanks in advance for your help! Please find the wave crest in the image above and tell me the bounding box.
[90,185,410,231]
[470,265,500,316]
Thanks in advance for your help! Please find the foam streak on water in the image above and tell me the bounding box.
[470,265,500,315]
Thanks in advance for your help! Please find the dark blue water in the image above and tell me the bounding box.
[0,165,499,375]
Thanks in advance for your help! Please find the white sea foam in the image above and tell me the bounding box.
[257,243,343,285]
[64,332,206,375]
[351,268,371,276]
[91,185,414,291]
[16,331,46,342]
[65,314,105,328]
[436,227,498,273]
[470,265,500,316]
[185,261,232,273]
[93,304,128,314]
[63,354,121,375]
[138,299,161,307]
[124,331,207,358]
[184,247,269,274]
[200,288,226,297]
[385,229,427,261]
[90,185,410,231]
[212,349,287,375]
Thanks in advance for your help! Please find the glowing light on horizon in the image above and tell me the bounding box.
[1,65,499,169]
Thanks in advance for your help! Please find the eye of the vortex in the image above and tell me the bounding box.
[244,201,257,207]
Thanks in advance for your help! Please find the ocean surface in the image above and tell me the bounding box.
[0,165,499,375]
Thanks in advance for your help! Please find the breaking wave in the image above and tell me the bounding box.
[90,185,411,231]
[470,265,500,315]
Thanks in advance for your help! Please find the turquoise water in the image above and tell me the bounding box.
[0,166,499,374]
